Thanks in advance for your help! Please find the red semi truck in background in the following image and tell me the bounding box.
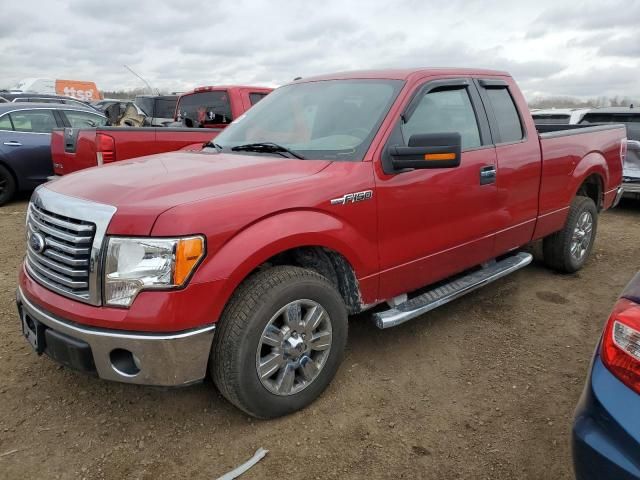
[52,85,272,175]
[19,68,625,418]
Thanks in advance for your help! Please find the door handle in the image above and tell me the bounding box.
[480,165,496,185]
[3,141,22,147]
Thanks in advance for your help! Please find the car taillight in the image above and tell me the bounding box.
[96,133,115,165]
[620,138,627,166]
[601,298,640,394]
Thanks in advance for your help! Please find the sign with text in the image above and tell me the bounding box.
[55,80,102,101]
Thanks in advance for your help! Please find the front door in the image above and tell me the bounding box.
[0,109,58,189]
[375,79,501,299]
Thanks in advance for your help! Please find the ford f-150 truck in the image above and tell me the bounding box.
[17,68,625,419]
[51,86,272,175]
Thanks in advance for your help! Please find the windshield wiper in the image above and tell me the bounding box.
[231,142,305,160]
[202,141,223,152]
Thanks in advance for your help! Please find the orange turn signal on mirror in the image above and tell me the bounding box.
[424,153,456,161]
[174,236,205,285]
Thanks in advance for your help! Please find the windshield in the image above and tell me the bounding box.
[154,98,177,118]
[214,79,403,161]
[176,91,232,127]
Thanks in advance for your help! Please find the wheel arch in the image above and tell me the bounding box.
[194,210,378,318]
[571,152,608,210]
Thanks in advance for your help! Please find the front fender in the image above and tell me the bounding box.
[190,209,379,314]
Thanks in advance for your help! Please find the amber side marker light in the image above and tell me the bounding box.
[424,153,456,161]
[174,237,205,285]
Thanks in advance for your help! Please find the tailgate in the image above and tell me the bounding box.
[51,128,98,175]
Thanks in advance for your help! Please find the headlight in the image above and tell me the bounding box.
[104,236,205,307]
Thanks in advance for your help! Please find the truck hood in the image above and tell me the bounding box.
[46,151,331,235]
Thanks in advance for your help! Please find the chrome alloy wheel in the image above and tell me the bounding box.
[256,299,333,396]
[570,211,594,261]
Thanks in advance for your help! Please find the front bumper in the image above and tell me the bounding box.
[572,355,640,480]
[16,287,215,387]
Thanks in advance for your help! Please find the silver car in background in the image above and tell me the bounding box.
[579,107,640,201]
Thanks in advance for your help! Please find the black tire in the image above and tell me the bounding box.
[543,196,598,273]
[210,266,348,418]
[0,164,16,207]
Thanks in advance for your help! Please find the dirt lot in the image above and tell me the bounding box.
[1,196,639,480]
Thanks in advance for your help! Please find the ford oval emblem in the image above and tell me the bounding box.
[30,232,46,253]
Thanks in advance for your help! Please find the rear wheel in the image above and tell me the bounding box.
[0,164,16,207]
[210,266,348,418]
[543,196,598,273]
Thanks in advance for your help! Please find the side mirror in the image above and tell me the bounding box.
[389,132,462,171]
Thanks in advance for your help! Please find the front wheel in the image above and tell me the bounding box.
[210,266,348,418]
[0,164,16,207]
[543,196,598,273]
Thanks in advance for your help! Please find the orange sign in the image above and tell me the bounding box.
[55,80,102,101]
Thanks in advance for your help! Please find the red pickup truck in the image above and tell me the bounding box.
[175,85,272,128]
[18,68,625,418]
[51,85,272,175]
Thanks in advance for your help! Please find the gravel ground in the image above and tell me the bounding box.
[0,195,639,480]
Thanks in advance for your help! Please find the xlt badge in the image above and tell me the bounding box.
[330,190,373,205]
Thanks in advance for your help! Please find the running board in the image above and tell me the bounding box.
[373,252,533,329]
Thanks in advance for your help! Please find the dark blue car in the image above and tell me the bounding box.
[0,103,106,206]
[573,272,640,479]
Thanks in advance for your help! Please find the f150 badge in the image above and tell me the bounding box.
[330,190,373,205]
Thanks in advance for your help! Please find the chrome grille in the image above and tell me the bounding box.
[26,203,96,301]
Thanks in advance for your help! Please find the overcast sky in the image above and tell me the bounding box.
[2,0,639,99]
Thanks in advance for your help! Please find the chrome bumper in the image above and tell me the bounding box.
[17,287,215,387]
[613,182,640,207]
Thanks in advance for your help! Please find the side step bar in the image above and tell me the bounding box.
[373,252,533,329]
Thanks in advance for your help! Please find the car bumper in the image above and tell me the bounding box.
[16,286,215,387]
[614,180,640,205]
[572,355,640,480]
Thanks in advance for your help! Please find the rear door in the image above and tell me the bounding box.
[375,78,500,298]
[475,79,542,254]
[0,108,60,188]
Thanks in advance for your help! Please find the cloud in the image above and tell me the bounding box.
[0,0,639,100]
[598,34,640,58]
[532,1,640,30]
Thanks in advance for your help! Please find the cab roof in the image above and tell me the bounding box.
[293,67,510,84]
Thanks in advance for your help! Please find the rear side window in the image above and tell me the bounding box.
[154,98,178,118]
[63,110,107,128]
[402,87,482,150]
[0,114,13,130]
[249,92,268,105]
[177,91,232,127]
[484,88,524,143]
[9,110,57,133]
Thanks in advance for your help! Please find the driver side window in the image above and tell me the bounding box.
[402,88,481,151]
[63,110,107,128]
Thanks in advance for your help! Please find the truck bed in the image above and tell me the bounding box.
[534,122,626,239]
[51,126,220,175]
